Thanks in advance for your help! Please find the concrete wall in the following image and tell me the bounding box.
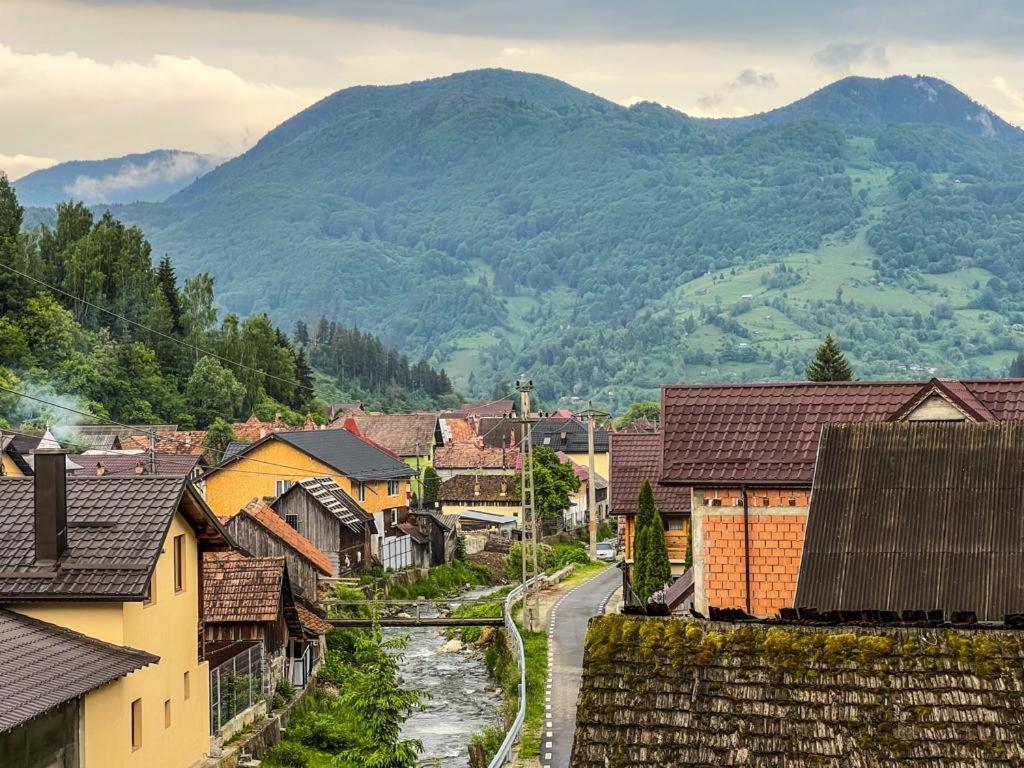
[0,699,80,768]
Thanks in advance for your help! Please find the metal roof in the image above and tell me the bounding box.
[0,608,157,732]
[456,510,518,525]
[531,418,609,453]
[292,476,371,533]
[796,421,1024,621]
[212,429,414,482]
[0,477,228,601]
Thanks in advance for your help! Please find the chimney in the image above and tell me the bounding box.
[32,448,68,564]
[473,479,481,497]
[95,461,105,477]
[134,460,145,475]
[500,478,507,496]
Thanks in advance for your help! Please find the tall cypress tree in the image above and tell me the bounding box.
[633,480,658,605]
[646,507,672,598]
[156,256,184,335]
[806,334,853,382]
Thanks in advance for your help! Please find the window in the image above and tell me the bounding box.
[143,571,155,606]
[285,513,300,532]
[131,698,142,751]
[390,509,398,526]
[666,516,686,531]
[164,699,171,728]
[388,479,399,496]
[357,482,366,502]
[183,672,190,700]
[275,479,294,496]
[173,535,185,593]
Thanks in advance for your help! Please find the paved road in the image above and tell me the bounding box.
[542,566,621,768]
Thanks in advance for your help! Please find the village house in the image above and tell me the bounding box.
[531,417,610,480]
[0,448,232,768]
[656,377,1024,617]
[0,433,32,476]
[564,462,608,529]
[341,413,442,497]
[433,438,519,480]
[406,508,460,566]
[221,498,333,602]
[439,474,521,518]
[571,419,1024,768]
[198,427,415,524]
[272,476,376,576]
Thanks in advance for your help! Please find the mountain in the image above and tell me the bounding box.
[93,70,1024,409]
[12,149,221,207]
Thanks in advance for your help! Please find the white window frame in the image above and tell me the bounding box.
[388,479,399,497]
[357,482,366,502]
[275,479,294,497]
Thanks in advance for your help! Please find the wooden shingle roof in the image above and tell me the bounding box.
[203,552,285,623]
[572,615,1024,767]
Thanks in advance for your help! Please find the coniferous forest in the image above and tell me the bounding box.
[0,175,454,430]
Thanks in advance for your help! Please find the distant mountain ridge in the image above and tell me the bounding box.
[13,149,222,207]
[53,68,1024,407]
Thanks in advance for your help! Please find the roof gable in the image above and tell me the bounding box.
[285,477,373,533]
[0,608,157,731]
[232,499,333,576]
[796,421,1024,622]
[608,433,690,515]
[891,378,996,422]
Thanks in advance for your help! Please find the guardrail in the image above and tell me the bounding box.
[488,574,542,768]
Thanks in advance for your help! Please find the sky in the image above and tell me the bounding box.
[3,0,1024,179]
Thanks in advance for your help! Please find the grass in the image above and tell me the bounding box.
[515,614,549,759]
[448,585,513,643]
[559,559,611,590]
[384,560,493,600]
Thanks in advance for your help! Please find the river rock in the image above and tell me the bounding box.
[396,611,412,619]
[474,627,496,647]
[440,639,464,653]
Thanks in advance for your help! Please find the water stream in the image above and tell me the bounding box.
[386,585,505,767]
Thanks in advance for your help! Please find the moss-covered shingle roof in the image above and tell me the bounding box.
[572,615,1024,767]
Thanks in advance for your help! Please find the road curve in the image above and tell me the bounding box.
[542,565,621,768]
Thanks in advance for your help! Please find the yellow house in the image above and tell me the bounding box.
[438,473,523,519]
[0,434,30,476]
[0,449,232,768]
[200,428,415,520]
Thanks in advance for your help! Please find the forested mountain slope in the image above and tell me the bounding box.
[91,69,1024,408]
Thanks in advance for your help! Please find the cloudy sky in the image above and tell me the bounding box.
[3,0,1024,178]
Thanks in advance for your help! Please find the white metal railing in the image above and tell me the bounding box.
[487,574,543,768]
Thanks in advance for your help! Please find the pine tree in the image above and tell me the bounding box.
[293,347,314,408]
[646,507,672,597]
[422,466,441,506]
[806,334,853,382]
[632,480,657,605]
[1009,352,1024,378]
[293,318,309,346]
[156,256,184,335]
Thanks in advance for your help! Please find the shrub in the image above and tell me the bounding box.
[265,741,309,768]
[275,678,296,703]
[291,711,352,752]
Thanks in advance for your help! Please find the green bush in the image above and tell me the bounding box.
[469,724,507,767]
[265,741,310,768]
[290,711,353,752]
[275,678,296,703]
[551,542,589,569]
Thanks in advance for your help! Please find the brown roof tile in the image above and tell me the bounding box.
[0,608,157,731]
[69,453,202,477]
[295,603,332,634]
[434,441,519,470]
[120,431,208,456]
[439,474,519,502]
[239,499,333,576]
[346,414,438,457]
[609,433,690,515]
[660,378,1024,486]
[203,552,285,623]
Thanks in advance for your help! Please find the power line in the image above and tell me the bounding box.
[0,261,315,394]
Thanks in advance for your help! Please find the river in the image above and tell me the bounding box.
[386,586,505,767]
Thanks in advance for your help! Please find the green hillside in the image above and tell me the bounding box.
[84,69,1024,410]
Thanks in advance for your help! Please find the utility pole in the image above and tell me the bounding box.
[517,379,539,631]
[579,401,609,560]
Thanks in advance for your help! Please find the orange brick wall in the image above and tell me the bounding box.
[702,511,807,617]
[701,488,811,508]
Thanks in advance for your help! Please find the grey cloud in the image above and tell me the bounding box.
[63,152,221,203]
[696,92,724,109]
[811,42,889,73]
[731,69,777,90]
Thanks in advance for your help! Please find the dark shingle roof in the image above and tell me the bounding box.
[796,421,1024,622]
[572,615,1024,768]
[348,414,439,457]
[440,474,519,502]
[608,433,690,516]
[203,552,285,623]
[222,441,250,462]
[0,476,225,600]
[531,418,609,453]
[212,429,414,482]
[1,435,32,475]
[0,608,157,731]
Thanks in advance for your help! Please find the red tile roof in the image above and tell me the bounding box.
[120,431,207,456]
[239,499,333,575]
[295,603,332,634]
[203,551,284,623]
[609,433,691,515]
[434,440,519,470]
[346,414,438,457]
[660,378,1024,486]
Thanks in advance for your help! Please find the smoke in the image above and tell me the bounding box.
[63,151,221,203]
[811,42,889,73]
[2,376,98,432]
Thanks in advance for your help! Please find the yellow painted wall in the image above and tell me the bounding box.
[564,451,610,482]
[905,393,969,421]
[203,438,410,518]
[440,500,522,519]
[12,513,211,768]
[1,453,24,477]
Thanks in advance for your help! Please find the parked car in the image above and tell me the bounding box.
[595,540,617,562]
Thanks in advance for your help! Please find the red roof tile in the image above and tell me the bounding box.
[660,378,1024,486]
[203,551,284,623]
[609,433,690,515]
[239,499,333,575]
[434,440,519,470]
[120,431,207,456]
